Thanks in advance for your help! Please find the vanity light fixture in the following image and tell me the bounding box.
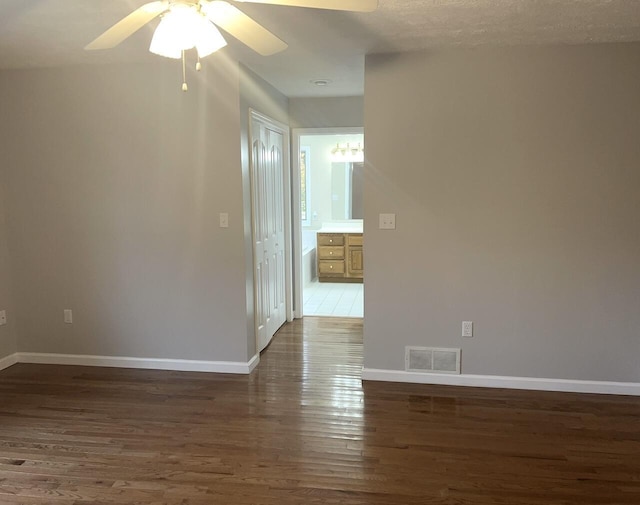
[330,142,364,163]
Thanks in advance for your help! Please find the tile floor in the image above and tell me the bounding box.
[303,280,364,317]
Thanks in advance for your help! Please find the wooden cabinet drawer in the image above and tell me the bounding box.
[317,234,344,246]
[318,246,344,260]
[318,260,345,275]
[347,234,363,246]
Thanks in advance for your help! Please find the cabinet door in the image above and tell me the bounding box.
[348,247,363,277]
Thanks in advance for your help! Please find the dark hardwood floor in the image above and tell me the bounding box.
[1,317,639,504]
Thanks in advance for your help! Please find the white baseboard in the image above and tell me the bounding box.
[0,353,18,372]
[15,352,260,375]
[246,353,260,373]
[362,368,640,396]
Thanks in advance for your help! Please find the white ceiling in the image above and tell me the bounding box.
[1,0,639,97]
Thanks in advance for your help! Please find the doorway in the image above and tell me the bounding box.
[291,128,364,318]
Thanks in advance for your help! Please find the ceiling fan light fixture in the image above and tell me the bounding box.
[149,11,187,58]
[195,17,228,58]
[149,4,226,59]
[86,0,378,91]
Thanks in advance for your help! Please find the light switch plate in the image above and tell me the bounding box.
[64,309,73,324]
[219,213,229,228]
[0,310,6,326]
[379,213,396,230]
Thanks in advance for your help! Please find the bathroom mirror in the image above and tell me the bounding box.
[331,161,364,220]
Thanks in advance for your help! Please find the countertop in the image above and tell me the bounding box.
[317,224,363,234]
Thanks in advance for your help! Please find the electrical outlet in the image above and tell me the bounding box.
[64,309,73,324]
[0,310,6,326]
[462,321,473,338]
[379,213,396,229]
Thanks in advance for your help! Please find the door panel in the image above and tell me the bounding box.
[251,116,287,352]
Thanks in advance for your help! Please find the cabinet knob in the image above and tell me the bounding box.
[329,239,333,243]
[329,251,333,255]
[330,265,333,269]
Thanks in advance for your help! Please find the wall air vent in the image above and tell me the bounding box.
[405,347,461,374]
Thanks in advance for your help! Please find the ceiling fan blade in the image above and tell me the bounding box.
[85,1,167,50]
[202,1,288,56]
[234,0,378,12]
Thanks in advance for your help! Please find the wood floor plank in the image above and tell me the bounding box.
[1,317,639,504]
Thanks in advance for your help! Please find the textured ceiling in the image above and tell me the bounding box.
[1,0,639,97]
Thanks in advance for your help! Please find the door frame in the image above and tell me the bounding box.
[291,127,364,318]
[249,109,294,353]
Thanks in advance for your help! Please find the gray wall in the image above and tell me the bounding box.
[1,56,254,362]
[289,96,363,129]
[364,44,640,382]
[238,64,289,357]
[0,169,17,359]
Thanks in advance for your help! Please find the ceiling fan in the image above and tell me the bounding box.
[85,0,379,57]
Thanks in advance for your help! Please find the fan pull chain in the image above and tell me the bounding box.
[181,50,188,92]
[196,55,202,72]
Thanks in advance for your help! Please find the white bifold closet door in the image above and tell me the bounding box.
[251,112,287,353]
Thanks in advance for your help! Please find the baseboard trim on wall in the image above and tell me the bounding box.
[246,353,260,373]
[15,352,261,375]
[0,353,18,372]
[361,368,640,396]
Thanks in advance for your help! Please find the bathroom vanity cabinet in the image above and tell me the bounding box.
[317,233,363,282]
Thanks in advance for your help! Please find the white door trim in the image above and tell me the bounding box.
[291,127,364,319]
